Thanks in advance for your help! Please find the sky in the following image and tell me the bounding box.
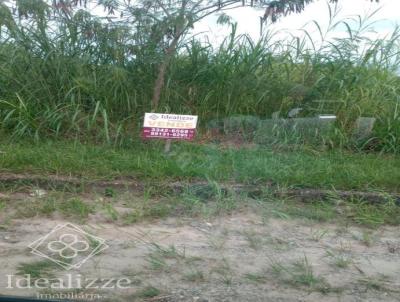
[194,0,400,44]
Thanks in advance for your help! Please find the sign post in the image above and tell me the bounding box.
[142,113,198,153]
[164,139,172,153]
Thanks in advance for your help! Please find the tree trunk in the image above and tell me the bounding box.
[151,35,180,110]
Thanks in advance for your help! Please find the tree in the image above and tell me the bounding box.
[263,0,379,22]
[128,0,380,109]
[3,0,379,110]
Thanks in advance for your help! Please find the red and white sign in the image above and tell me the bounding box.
[142,113,198,140]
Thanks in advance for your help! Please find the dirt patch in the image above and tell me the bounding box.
[1,202,399,301]
[0,172,399,204]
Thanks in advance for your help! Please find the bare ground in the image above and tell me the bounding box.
[0,191,400,302]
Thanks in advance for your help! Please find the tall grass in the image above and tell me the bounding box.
[0,4,399,152]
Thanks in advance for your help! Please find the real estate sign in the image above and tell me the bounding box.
[142,113,198,140]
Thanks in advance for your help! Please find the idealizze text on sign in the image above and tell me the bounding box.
[142,113,198,140]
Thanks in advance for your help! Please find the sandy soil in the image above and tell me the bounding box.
[1,202,400,302]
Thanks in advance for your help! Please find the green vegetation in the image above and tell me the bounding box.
[211,258,234,286]
[183,270,205,282]
[326,250,353,269]
[145,243,187,273]
[264,198,400,228]
[9,195,93,221]
[135,286,161,299]
[358,275,399,293]
[58,197,93,219]
[16,260,59,280]
[3,187,398,227]
[0,2,398,153]
[244,272,268,283]
[0,140,398,190]
[269,256,333,293]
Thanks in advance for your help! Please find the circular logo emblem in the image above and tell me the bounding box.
[47,233,90,259]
